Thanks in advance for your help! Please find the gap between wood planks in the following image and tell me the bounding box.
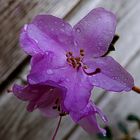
[0,0,80,88]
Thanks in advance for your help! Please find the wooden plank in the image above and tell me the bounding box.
[0,0,80,85]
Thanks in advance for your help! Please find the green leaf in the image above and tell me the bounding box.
[117,122,128,135]
[127,114,140,122]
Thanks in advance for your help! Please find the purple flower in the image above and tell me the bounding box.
[13,82,67,117]
[13,8,134,135]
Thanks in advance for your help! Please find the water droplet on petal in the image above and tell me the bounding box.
[62,23,65,27]
[47,69,53,74]
[24,24,28,31]
[66,78,70,82]
[51,28,54,31]
[76,27,81,33]
[74,40,78,46]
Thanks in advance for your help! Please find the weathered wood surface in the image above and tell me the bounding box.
[1,0,140,140]
[0,0,80,86]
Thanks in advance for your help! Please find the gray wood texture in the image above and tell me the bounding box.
[1,0,140,140]
[0,0,80,85]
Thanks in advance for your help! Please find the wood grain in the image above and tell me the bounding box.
[1,0,140,140]
[0,0,80,85]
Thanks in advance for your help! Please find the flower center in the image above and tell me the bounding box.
[66,49,101,76]
[66,49,84,69]
[52,98,67,116]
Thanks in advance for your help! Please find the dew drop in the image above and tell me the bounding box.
[74,40,78,46]
[24,24,28,31]
[62,23,65,27]
[47,69,53,74]
[66,78,70,82]
[51,28,54,31]
[76,27,81,33]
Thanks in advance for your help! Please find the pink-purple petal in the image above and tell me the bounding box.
[12,83,66,117]
[32,15,73,51]
[63,69,93,112]
[20,24,66,66]
[73,7,116,58]
[70,101,108,135]
[85,56,134,91]
[28,53,93,112]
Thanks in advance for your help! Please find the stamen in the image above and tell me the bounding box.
[68,52,73,56]
[58,105,61,111]
[55,98,59,104]
[59,112,67,116]
[132,86,140,94]
[83,68,101,76]
[66,53,69,57]
[51,116,62,140]
[52,106,57,109]
[80,49,84,52]
[80,49,85,56]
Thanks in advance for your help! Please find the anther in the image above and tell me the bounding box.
[68,52,73,56]
[58,106,61,111]
[52,106,57,109]
[83,65,88,69]
[59,112,67,116]
[66,53,69,57]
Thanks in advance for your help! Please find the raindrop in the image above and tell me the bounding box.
[51,28,54,31]
[66,78,70,82]
[113,76,118,80]
[62,23,65,27]
[47,69,53,74]
[76,27,81,33]
[74,40,78,46]
[24,24,28,30]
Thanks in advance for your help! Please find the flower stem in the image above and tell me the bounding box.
[52,116,62,140]
[132,86,140,94]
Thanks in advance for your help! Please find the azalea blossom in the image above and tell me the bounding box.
[12,7,134,136]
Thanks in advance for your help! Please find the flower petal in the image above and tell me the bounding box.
[85,56,134,91]
[73,7,116,57]
[32,15,73,51]
[28,53,93,112]
[27,53,68,84]
[12,83,66,117]
[64,69,93,112]
[70,101,108,135]
[20,15,73,56]
[20,24,66,66]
